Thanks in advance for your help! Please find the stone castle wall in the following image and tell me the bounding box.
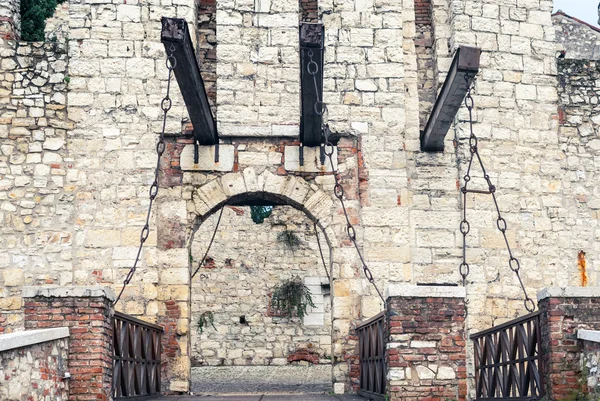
[0,335,70,401]
[190,205,332,367]
[0,0,599,395]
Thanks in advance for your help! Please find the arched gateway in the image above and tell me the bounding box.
[154,168,381,393]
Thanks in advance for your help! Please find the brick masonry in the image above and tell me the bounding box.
[539,291,600,401]
[23,289,114,401]
[386,293,467,401]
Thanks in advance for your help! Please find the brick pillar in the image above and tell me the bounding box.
[538,287,600,401]
[386,285,467,401]
[23,286,115,401]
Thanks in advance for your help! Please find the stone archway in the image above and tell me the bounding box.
[155,168,369,394]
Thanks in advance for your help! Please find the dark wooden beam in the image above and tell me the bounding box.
[300,23,324,147]
[161,17,217,145]
[421,46,481,152]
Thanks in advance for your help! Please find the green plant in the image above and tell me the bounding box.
[197,311,215,334]
[63,75,70,84]
[271,276,315,319]
[20,0,66,42]
[250,205,272,224]
[277,229,301,249]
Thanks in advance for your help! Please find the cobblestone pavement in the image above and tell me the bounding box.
[147,395,367,400]
[190,366,334,394]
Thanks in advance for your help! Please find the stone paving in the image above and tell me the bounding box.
[190,366,333,394]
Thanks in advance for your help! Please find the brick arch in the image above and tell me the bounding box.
[189,168,338,245]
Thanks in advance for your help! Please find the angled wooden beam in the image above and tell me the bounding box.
[421,46,481,152]
[300,23,325,147]
[161,17,218,145]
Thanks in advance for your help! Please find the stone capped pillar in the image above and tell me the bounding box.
[22,286,115,401]
[386,285,467,401]
[538,287,600,401]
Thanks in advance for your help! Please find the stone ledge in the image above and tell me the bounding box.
[577,329,600,344]
[22,286,116,301]
[537,287,600,301]
[180,144,235,172]
[386,284,466,299]
[0,327,69,352]
[284,146,338,173]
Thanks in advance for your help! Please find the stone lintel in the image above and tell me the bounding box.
[284,145,337,173]
[180,144,234,172]
[537,286,600,301]
[0,327,70,352]
[577,329,600,343]
[386,284,466,299]
[22,286,116,301]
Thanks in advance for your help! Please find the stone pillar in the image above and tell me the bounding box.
[0,0,19,40]
[386,285,467,401]
[22,286,115,401]
[538,287,600,401]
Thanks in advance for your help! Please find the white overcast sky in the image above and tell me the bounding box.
[553,0,599,27]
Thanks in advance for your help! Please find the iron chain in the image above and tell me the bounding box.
[114,45,177,306]
[322,125,386,307]
[459,78,535,313]
[307,44,385,306]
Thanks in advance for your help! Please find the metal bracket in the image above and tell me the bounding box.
[299,144,304,167]
[319,144,326,165]
[214,142,219,163]
[193,141,199,164]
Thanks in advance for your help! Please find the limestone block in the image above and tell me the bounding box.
[281,175,310,205]
[416,365,435,379]
[220,173,247,197]
[304,190,334,220]
[117,4,141,22]
[169,380,189,392]
[262,170,287,195]
[284,146,337,173]
[86,229,121,247]
[437,366,456,380]
[43,137,65,150]
[196,179,227,210]
[159,268,189,285]
[0,297,21,310]
[242,167,259,192]
[238,151,269,166]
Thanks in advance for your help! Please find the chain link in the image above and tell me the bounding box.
[306,44,384,306]
[314,222,331,282]
[114,45,177,306]
[322,125,386,307]
[459,77,535,313]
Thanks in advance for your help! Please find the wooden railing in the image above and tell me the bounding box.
[356,311,386,401]
[112,311,163,398]
[471,311,544,401]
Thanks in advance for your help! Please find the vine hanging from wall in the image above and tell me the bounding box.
[271,276,315,319]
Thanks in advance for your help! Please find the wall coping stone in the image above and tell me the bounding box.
[0,327,70,352]
[537,287,600,301]
[577,329,600,344]
[22,286,116,301]
[386,284,466,299]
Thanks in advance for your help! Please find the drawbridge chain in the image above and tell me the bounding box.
[306,46,386,307]
[114,46,177,306]
[458,79,535,313]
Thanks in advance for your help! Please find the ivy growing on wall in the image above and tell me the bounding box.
[20,0,65,41]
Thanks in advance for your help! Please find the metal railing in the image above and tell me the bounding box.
[112,311,163,398]
[356,311,386,401]
[471,311,544,401]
